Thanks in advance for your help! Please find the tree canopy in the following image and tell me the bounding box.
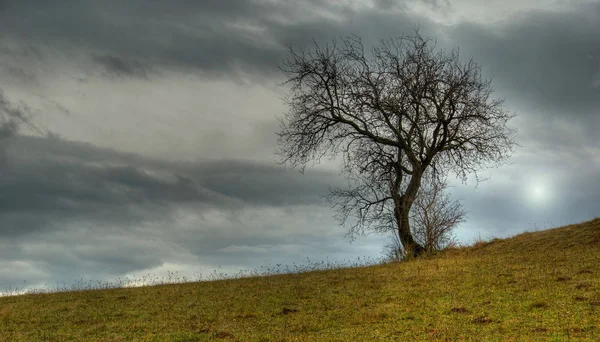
[277,30,516,256]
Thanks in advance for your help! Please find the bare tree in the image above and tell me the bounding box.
[411,172,465,254]
[277,30,516,257]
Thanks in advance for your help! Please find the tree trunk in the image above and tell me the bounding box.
[394,201,425,258]
[393,172,425,258]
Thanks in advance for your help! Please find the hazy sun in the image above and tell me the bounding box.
[526,179,553,207]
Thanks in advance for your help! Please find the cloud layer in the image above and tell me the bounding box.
[0,135,387,292]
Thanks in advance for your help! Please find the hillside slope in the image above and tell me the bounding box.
[1,218,599,341]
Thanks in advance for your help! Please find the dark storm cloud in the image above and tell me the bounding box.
[0,90,28,137]
[0,89,32,166]
[0,0,437,77]
[0,135,341,240]
[184,160,337,207]
[93,55,150,79]
[0,158,211,238]
[0,0,281,76]
[1,0,598,99]
[450,2,600,125]
[0,135,360,292]
[3,142,218,211]
[3,66,36,84]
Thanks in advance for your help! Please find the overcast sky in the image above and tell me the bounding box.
[0,0,599,294]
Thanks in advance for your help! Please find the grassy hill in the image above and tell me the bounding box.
[1,218,599,341]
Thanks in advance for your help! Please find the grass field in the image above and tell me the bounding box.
[0,218,598,341]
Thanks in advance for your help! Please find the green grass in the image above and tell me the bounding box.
[1,218,599,341]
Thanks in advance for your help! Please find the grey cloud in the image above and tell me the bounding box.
[0,0,284,77]
[0,0,437,78]
[93,55,150,79]
[0,135,379,292]
[0,135,342,239]
[3,66,37,84]
[100,166,205,202]
[0,90,28,137]
[0,138,205,238]
[1,0,598,99]
[182,160,340,207]
[450,2,600,122]
[13,135,341,206]
[420,0,451,11]
[1,89,32,166]
[268,5,440,50]
[1,160,209,212]
[0,40,43,61]
[10,134,148,166]
[437,2,600,193]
